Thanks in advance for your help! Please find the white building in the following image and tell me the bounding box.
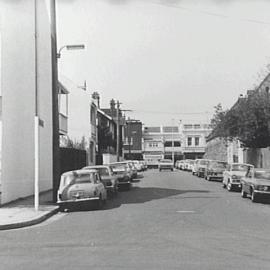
[143,126,183,167]
[181,123,212,159]
[0,1,54,203]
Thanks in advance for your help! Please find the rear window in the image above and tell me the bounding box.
[96,167,110,176]
[74,173,94,184]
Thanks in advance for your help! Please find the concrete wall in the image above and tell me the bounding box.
[0,0,53,203]
[204,138,228,162]
[243,147,270,168]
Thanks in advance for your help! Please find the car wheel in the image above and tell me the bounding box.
[251,189,258,203]
[222,182,226,188]
[241,186,247,198]
[227,181,232,191]
[59,204,66,212]
[96,195,104,209]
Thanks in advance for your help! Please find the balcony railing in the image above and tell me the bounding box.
[59,113,68,135]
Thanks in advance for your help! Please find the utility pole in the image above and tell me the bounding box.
[116,101,120,161]
[172,119,175,166]
[51,0,60,202]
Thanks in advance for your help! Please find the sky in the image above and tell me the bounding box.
[56,0,270,126]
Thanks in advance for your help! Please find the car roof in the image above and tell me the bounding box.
[83,165,109,169]
[61,169,98,176]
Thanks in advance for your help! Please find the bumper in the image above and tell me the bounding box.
[57,196,100,204]
[254,190,270,195]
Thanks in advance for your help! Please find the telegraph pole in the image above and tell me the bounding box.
[51,0,60,202]
[116,101,120,161]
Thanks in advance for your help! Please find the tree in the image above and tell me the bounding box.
[209,91,270,148]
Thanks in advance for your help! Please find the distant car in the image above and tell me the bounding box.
[178,160,185,170]
[183,159,192,171]
[204,160,227,181]
[82,165,119,195]
[139,160,147,171]
[241,168,270,202]
[222,163,254,191]
[192,159,200,175]
[196,159,210,177]
[187,160,195,172]
[175,160,181,169]
[131,160,144,172]
[110,162,132,190]
[57,169,107,211]
[158,159,174,171]
[125,160,138,179]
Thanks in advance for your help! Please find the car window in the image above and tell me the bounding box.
[97,167,110,176]
[74,173,93,184]
[231,164,250,172]
[254,171,270,180]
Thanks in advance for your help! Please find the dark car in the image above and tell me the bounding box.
[204,160,227,181]
[241,168,270,203]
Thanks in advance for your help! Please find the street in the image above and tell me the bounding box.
[1,169,270,270]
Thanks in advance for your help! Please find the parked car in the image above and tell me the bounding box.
[183,159,192,171]
[132,160,144,172]
[187,160,195,172]
[125,160,138,179]
[110,162,132,190]
[192,159,200,175]
[204,160,227,181]
[178,160,185,170]
[241,168,270,202]
[196,159,210,177]
[139,160,147,171]
[57,169,107,211]
[175,160,182,170]
[82,165,119,195]
[222,163,254,191]
[158,159,174,171]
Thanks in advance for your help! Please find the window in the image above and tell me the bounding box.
[195,137,200,146]
[187,137,192,146]
[174,141,181,147]
[164,141,172,147]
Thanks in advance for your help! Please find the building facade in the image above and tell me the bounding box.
[123,119,143,160]
[142,126,183,167]
[181,123,212,159]
[0,0,54,203]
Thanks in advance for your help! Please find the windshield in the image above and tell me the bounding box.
[209,162,227,169]
[231,164,250,172]
[199,160,208,165]
[254,171,270,180]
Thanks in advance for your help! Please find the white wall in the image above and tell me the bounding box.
[0,0,53,203]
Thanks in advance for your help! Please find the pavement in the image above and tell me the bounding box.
[0,190,59,230]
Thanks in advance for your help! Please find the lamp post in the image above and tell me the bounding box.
[53,42,85,201]
[57,44,85,58]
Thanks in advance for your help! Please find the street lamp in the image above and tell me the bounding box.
[57,44,85,58]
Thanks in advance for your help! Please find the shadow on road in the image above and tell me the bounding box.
[104,187,210,210]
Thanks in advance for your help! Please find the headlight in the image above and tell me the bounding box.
[256,185,268,191]
[232,175,237,179]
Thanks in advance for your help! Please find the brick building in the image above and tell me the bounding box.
[123,119,143,160]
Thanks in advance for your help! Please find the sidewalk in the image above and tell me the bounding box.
[0,190,59,230]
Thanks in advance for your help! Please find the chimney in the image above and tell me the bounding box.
[92,92,100,108]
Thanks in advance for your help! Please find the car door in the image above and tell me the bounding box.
[243,169,252,194]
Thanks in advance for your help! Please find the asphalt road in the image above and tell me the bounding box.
[1,169,270,270]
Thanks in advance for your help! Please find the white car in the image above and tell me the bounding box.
[223,163,254,191]
[158,159,174,171]
[57,169,107,211]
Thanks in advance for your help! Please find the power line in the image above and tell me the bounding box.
[125,109,212,115]
[144,0,270,26]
